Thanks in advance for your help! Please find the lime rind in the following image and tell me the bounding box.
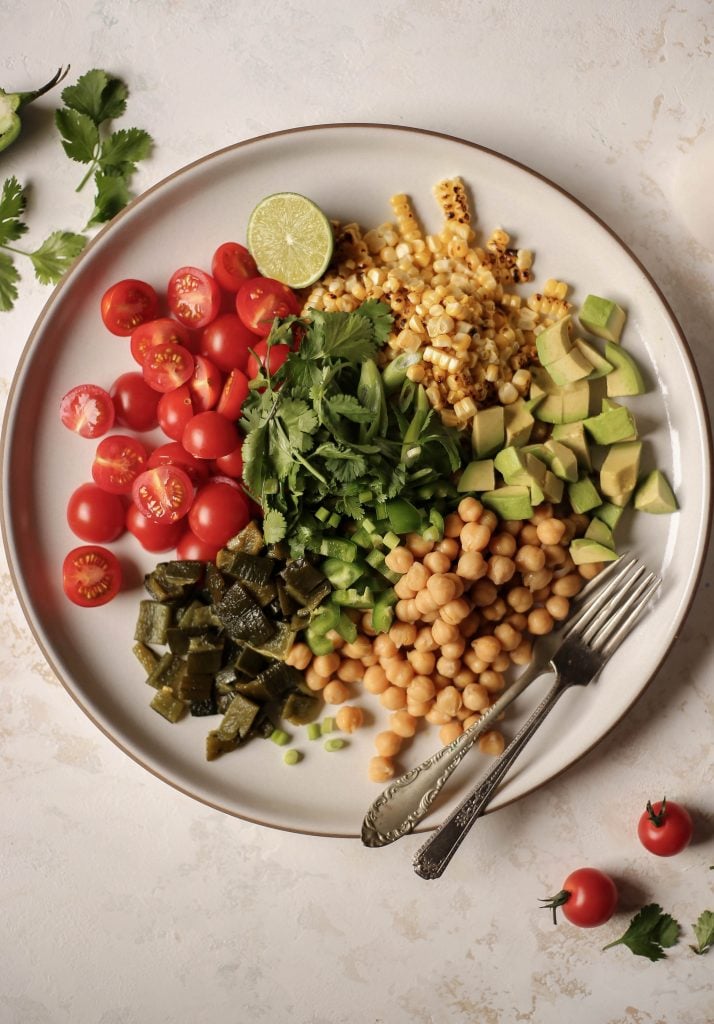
[247,192,334,289]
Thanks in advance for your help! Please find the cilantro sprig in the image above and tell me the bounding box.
[690,910,714,955]
[603,904,681,961]
[55,69,152,225]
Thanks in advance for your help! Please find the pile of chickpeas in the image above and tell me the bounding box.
[286,497,603,782]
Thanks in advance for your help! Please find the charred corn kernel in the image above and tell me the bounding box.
[433,177,472,236]
[497,382,519,404]
[487,227,510,251]
[406,362,425,382]
[542,278,569,300]
[512,368,532,393]
[453,396,477,421]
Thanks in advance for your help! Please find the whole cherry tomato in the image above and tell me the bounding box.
[541,868,618,928]
[637,798,694,857]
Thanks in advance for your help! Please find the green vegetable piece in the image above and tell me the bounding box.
[134,600,173,645]
[150,686,186,724]
[315,506,331,523]
[584,404,637,445]
[529,367,590,424]
[321,716,336,734]
[579,294,626,342]
[634,469,678,514]
[305,628,335,656]
[371,588,398,634]
[244,620,297,661]
[567,475,603,514]
[481,485,533,520]
[573,336,614,379]
[283,749,302,765]
[503,398,535,448]
[543,439,579,483]
[458,459,496,492]
[593,501,625,531]
[177,673,213,702]
[232,646,269,678]
[386,498,422,534]
[366,548,400,583]
[253,662,304,700]
[320,556,365,590]
[471,405,505,458]
[221,519,264,556]
[599,441,642,500]
[545,346,593,386]
[584,518,616,550]
[335,611,358,644]
[535,316,573,366]
[382,351,422,393]
[186,636,224,675]
[146,652,187,691]
[309,601,341,637]
[213,582,276,644]
[282,556,333,607]
[307,723,322,740]
[205,730,238,761]
[357,358,387,441]
[603,903,680,961]
[331,586,374,610]
[217,693,260,742]
[382,531,400,550]
[281,691,321,726]
[605,341,646,396]
[551,421,592,471]
[324,738,346,751]
[690,910,714,955]
[570,538,618,565]
[0,66,70,153]
[270,728,291,746]
[132,641,159,675]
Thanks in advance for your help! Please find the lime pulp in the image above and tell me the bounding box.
[246,192,334,289]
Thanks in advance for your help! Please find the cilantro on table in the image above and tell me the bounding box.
[55,68,153,225]
[240,302,462,551]
[0,176,87,311]
[603,904,681,961]
[690,910,714,955]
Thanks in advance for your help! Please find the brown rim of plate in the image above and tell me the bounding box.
[1,122,712,839]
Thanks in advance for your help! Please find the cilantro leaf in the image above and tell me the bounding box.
[100,128,153,176]
[603,904,681,961]
[263,509,287,544]
[87,172,131,226]
[29,231,88,285]
[0,251,21,312]
[355,298,394,343]
[61,69,128,124]
[328,394,374,422]
[691,910,714,955]
[55,107,99,163]
[0,176,28,246]
[305,308,379,362]
[241,423,272,498]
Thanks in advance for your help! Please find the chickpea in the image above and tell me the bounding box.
[494,622,521,652]
[380,685,407,711]
[425,706,452,726]
[407,675,436,703]
[471,578,498,607]
[286,642,312,670]
[456,550,487,581]
[336,705,364,733]
[413,626,439,652]
[361,611,377,636]
[323,679,351,704]
[341,635,372,660]
[384,658,414,689]
[529,503,553,524]
[305,665,328,691]
[459,610,482,638]
[537,517,567,545]
[492,652,512,672]
[480,670,505,693]
[420,608,439,624]
[407,699,432,718]
[427,573,458,607]
[325,629,345,650]
[361,653,379,668]
[423,550,451,574]
[546,595,570,620]
[523,568,553,592]
[464,650,488,674]
[415,588,439,615]
[440,721,463,745]
[457,496,484,522]
[519,524,540,545]
[463,713,482,730]
[373,633,397,659]
[481,597,508,622]
[431,617,460,646]
[463,682,490,711]
[528,608,555,635]
[385,545,414,574]
[363,664,389,694]
[337,658,365,683]
[543,543,568,567]
[489,532,517,557]
[552,573,583,598]
[312,652,340,678]
[436,537,460,559]
[368,755,395,783]
[407,649,436,675]
[479,510,499,531]
[433,673,452,689]
[394,576,417,600]
[515,544,546,573]
[510,638,533,666]
[579,561,605,580]
[460,521,491,552]
[441,638,466,660]
[506,586,534,613]
[405,532,434,558]
[375,730,402,757]
[436,656,462,679]
[506,612,528,632]
[472,635,502,663]
[479,730,505,756]
[440,598,471,625]
[405,561,431,591]
[570,513,590,536]
[389,621,417,649]
[453,667,477,690]
[442,572,465,598]
[502,520,522,536]
[390,710,418,738]
[395,599,419,623]
[487,555,516,585]
[444,512,465,538]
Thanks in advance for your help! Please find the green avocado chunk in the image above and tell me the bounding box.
[583,404,638,445]
[579,294,626,342]
[545,346,594,386]
[634,469,678,514]
[481,485,534,520]
[472,405,505,458]
[600,441,642,499]
[568,475,603,514]
[605,342,646,397]
[504,398,535,448]
[535,315,573,365]
[573,336,614,379]
[544,439,579,482]
[593,500,625,530]
[570,538,619,565]
[530,367,590,424]
[584,518,616,549]
[458,459,496,492]
[551,421,592,471]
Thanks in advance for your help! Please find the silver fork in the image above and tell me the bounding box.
[412,556,661,880]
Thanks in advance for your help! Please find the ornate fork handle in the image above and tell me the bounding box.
[413,669,566,879]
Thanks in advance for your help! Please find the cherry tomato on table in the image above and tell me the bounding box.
[62,545,122,607]
[130,317,193,365]
[67,483,126,543]
[540,868,618,928]
[182,411,239,460]
[236,277,299,337]
[168,266,221,329]
[110,372,159,432]
[91,434,149,494]
[132,465,194,525]
[101,279,158,336]
[188,480,250,548]
[126,504,185,553]
[637,798,694,857]
[211,242,258,293]
[157,385,195,442]
[199,313,255,373]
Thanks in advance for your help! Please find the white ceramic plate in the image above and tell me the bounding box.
[2,125,711,837]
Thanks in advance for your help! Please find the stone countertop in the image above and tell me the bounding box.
[1,2,713,1022]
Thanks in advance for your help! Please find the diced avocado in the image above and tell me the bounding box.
[583,405,638,445]
[573,337,614,379]
[544,439,579,482]
[569,538,619,565]
[585,518,616,549]
[472,405,505,458]
[609,491,634,508]
[545,346,594,386]
[605,342,646,397]
[458,459,496,492]
[600,441,642,499]
[494,446,529,484]
[504,398,535,448]
[634,469,678,514]
[530,367,590,424]
[522,443,550,461]
[568,475,603,514]
[529,481,545,505]
[481,485,534,520]
[525,453,548,487]
[543,470,564,504]
[593,501,625,530]
[579,295,626,343]
[551,421,592,471]
[535,315,573,366]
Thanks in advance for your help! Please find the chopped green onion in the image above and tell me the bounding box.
[324,738,346,752]
[283,749,302,765]
[382,531,400,550]
[321,716,336,734]
[270,728,291,746]
[327,512,342,529]
[306,723,322,741]
[315,506,331,523]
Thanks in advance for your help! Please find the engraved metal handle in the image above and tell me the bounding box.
[412,671,566,879]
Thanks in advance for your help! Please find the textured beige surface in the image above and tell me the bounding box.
[1,2,713,1021]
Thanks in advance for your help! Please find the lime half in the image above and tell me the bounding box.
[246,192,333,289]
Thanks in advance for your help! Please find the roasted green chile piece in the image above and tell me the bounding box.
[217,693,261,742]
[0,66,70,152]
[213,582,276,644]
[220,520,264,557]
[145,652,187,691]
[134,600,173,645]
[281,691,321,725]
[280,557,331,609]
[132,641,159,675]
[150,686,186,723]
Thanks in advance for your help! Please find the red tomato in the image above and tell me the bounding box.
[542,868,618,928]
[188,355,223,411]
[199,313,255,372]
[62,545,122,607]
[212,443,243,479]
[246,340,290,379]
[129,317,193,365]
[60,383,115,439]
[101,279,159,336]
[188,480,250,547]
[236,277,299,337]
[176,528,221,561]
[67,483,126,543]
[157,385,195,441]
[147,441,211,486]
[126,504,184,553]
[167,266,221,329]
[637,798,694,857]
[211,242,258,292]
[110,372,159,432]
[216,369,249,419]
[132,465,194,525]
[142,342,195,393]
[92,434,149,494]
[182,411,239,459]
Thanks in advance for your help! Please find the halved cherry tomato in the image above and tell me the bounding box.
[92,434,149,494]
[541,868,618,928]
[142,342,195,393]
[182,411,239,459]
[62,545,122,607]
[67,483,126,543]
[637,798,694,857]
[176,528,221,561]
[60,383,115,439]
[246,340,290,379]
[101,279,159,336]
[130,317,193,365]
[216,369,249,419]
[235,277,300,337]
[188,480,250,547]
[110,372,159,432]
[147,441,211,486]
[168,266,221,329]
[212,443,244,479]
[188,355,223,411]
[157,385,195,441]
[132,465,194,524]
[199,313,255,372]
[126,504,184,553]
[211,242,258,293]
